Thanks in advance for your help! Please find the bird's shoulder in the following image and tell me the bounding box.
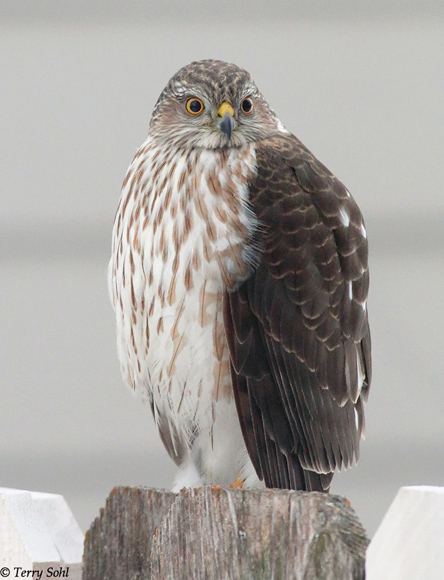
[252,131,350,205]
[250,132,368,260]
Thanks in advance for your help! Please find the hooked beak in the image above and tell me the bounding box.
[217,102,236,140]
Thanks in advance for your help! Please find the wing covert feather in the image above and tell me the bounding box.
[224,133,371,491]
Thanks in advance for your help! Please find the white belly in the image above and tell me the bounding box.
[143,250,251,485]
[109,139,262,486]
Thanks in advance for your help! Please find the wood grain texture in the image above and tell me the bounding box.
[83,486,368,580]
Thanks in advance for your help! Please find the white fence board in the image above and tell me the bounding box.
[0,488,83,579]
[366,486,444,579]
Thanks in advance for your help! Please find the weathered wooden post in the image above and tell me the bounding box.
[83,486,368,579]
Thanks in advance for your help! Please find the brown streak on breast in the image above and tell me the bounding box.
[179,190,188,212]
[170,297,186,341]
[133,144,149,161]
[221,179,242,214]
[184,210,193,243]
[157,317,164,334]
[185,181,193,203]
[207,172,223,197]
[172,222,181,252]
[192,249,201,271]
[159,227,166,255]
[206,218,217,242]
[157,177,167,199]
[134,165,144,189]
[158,286,166,308]
[122,168,132,189]
[167,332,186,377]
[116,212,122,237]
[158,158,168,174]
[149,296,155,317]
[164,186,173,210]
[184,262,193,291]
[131,278,137,310]
[141,197,150,219]
[145,321,149,352]
[167,161,176,184]
[178,169,188,191]
[199,281,207,327]
[214,205,228,224]
[129,249,135,275]
[157,203,165,225]
[194,191,209,222]
[167,266,178,306]
[151,163,161,184]
[202,237,212,263]
[140,176,150,196]
[132,230,140,253]
[121,179,136,220]
[130,326,137,355]
[218,149,228,168]
[150,189,160,213]
[133,202,142,223]
[191,168,201,191]
[172,255,180,278]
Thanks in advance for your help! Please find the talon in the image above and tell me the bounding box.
[230,475,245,489]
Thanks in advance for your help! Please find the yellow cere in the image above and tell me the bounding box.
[217,102,235,118]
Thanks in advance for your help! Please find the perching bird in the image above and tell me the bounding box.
[108,59,371,493]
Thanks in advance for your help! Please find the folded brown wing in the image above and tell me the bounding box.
[224,133,371,491]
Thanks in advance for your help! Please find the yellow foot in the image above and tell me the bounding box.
[230,475,246,490]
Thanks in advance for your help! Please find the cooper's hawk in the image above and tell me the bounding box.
[109,60,371,492]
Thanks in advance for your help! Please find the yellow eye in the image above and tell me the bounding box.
[186,97,204,116]
[241,97,253,115]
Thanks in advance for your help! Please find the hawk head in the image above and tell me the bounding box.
[149,59,282,149]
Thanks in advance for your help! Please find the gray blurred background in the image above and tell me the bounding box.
[1,1,444,538]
